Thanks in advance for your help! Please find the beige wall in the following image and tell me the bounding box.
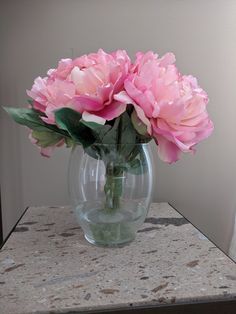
[1,0,236,257]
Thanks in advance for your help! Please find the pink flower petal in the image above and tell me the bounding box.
[155,134,182,163]
[29,132,64,157]
[33,100,46,112]
[158,52,176,67]
[95,101,127,121]
[73,95,104,112]
[40,146,54,158]
[124,80,154,117]
[97,84,113,104]
[115,91,152,135]
[133,104,152,135]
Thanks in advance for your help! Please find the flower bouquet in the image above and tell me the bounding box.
[4,49,213,246]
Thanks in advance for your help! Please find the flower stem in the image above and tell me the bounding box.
[104,162,123,212]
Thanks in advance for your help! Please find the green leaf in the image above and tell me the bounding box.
[31,130,64,148]
[90,112,137,162]
[118,112,136,158]
[54,108,95,147]
[126,157,147,175]
[27,99,34,106]
[3,107,48,131]
[3,106,71,138]
[84,144,101,160]
[65,137,75,148]
[120,112,136,143]
[102,117,120,144]
[80,120,111,142]
[126,159,142,175]
[54,107,82,130]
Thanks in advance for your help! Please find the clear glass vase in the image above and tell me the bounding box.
[68,143,154,247]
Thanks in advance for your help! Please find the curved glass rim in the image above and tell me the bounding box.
[91,141,152,146]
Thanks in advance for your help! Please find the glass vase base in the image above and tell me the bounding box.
[79,206,144,247]
[84,234,135,247]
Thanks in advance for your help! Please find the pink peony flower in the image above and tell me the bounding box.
[116,51,214,163]
[71,49,131,124]
[27,49,131,125]
[25,49,213,162]
[27,77,76,124]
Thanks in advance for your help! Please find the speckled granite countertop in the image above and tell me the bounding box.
[0,203,236,314]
